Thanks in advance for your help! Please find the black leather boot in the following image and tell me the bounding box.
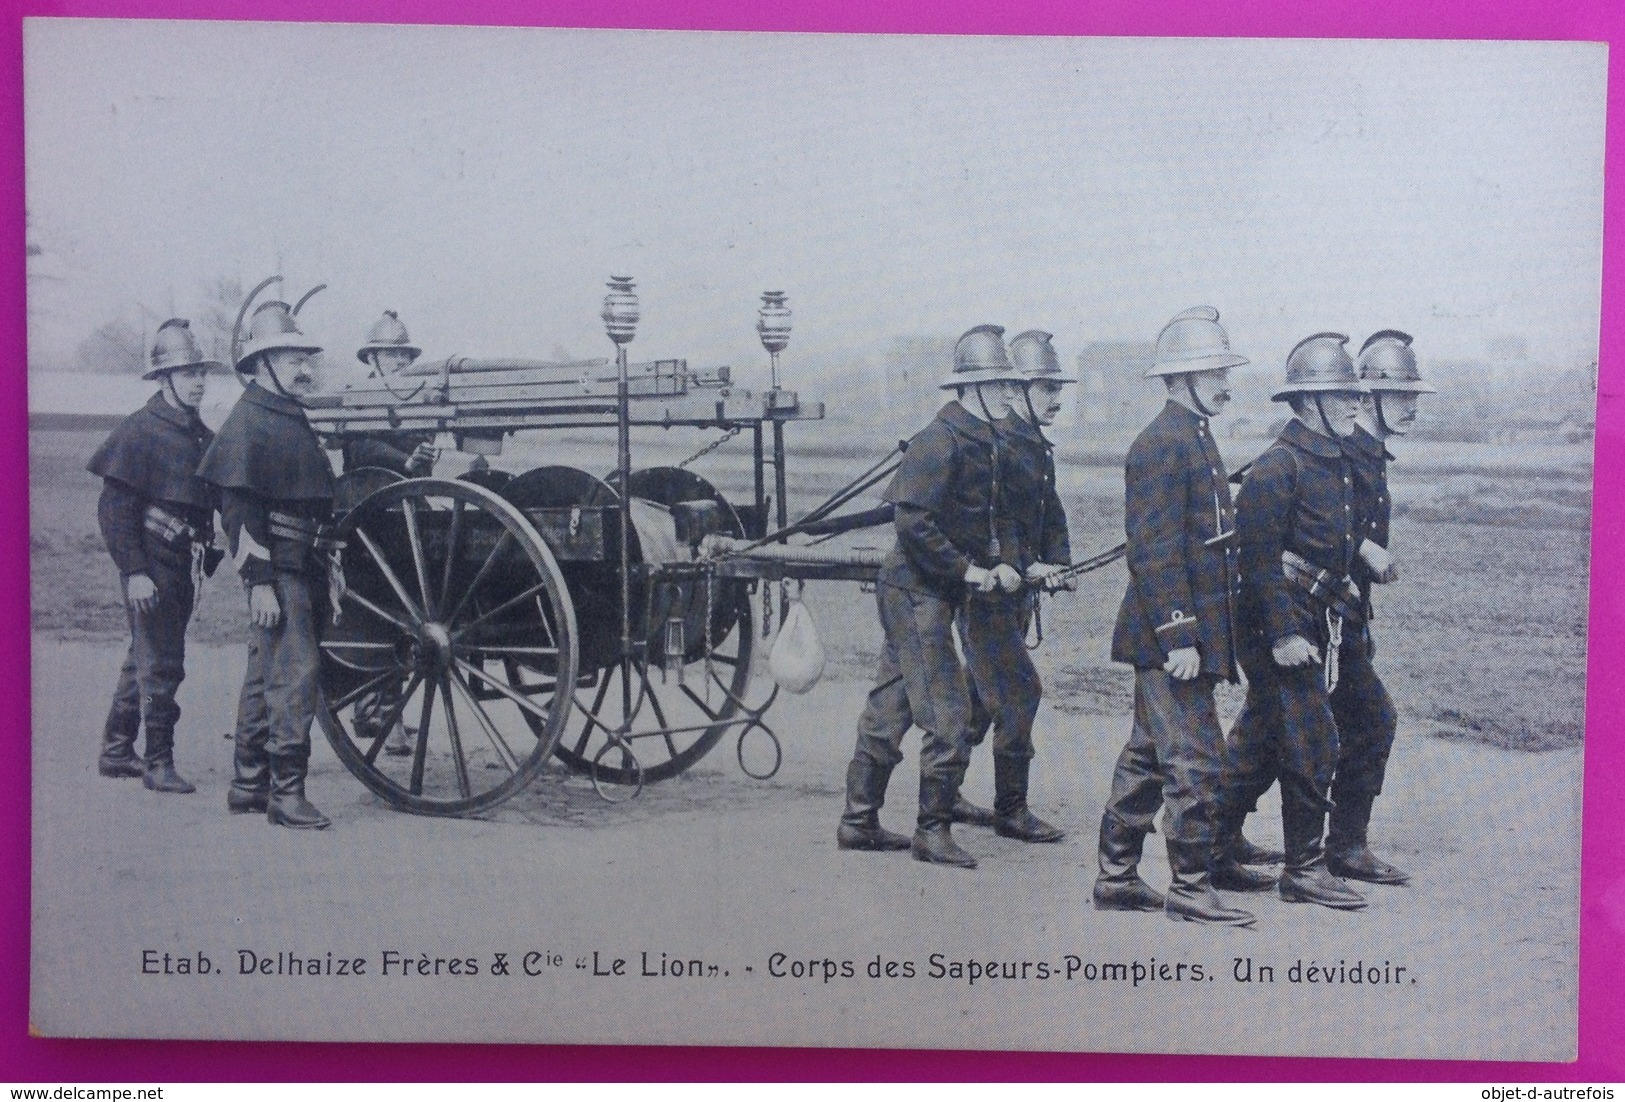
[951,795,998,828]
[992,756,1064,843]
[141,728,196,794]
[1092,813,1164,911]
[229,729,270,814]
[1212,853,1277,892]
[1214,805,1284,866]
[1327,792,1410,885]
[1278,794,1365,910]
[1210,800,1278,890]
[1230,832,1285,866]
[98,708,143,778]
[1165,839,1256,927]
[837,759,911,851]
[912,775,977,869]
[227,788,269,815]
[267,752,331,830]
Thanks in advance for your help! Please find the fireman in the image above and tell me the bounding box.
[954,329,1072,844]
[835,325,1027,869]
[342,310,438,479]
[1093,307,1256,926]
[198,301,337,829]
[1323,330,1436,885]
[342,310,437,756]
[1228,332,1372,910]
[88,319,224,793]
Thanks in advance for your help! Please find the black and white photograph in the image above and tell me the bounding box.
[23,19,1604,1059]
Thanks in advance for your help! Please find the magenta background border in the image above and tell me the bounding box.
[2,0,1619,1083]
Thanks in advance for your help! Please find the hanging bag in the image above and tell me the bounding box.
[769,595,826,693]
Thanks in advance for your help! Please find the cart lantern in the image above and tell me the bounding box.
[757,291,791,389]
[756,291,791,354]
[602,276,640,345]
[663,615,686,684]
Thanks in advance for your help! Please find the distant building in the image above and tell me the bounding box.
[1075,340,1160,432]
[883,335,956,426]
[1419,353,1595,443]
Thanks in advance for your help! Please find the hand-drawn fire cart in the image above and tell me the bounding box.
[295,278,904,816]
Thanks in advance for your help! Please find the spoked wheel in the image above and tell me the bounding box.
[316,477,579,816]
[551,583,757,798]
[333,466,405,514]
[503,465,761,795]
[458,466,513,493]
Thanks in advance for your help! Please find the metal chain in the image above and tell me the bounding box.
[677,424,744,469]
[703,565,715,707]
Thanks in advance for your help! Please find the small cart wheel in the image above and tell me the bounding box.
[554,465,754,786]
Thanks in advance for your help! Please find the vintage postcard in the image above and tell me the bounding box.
[24,19,1603,1059]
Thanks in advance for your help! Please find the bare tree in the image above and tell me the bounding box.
[73,318,144,375]
[195,275,247,363]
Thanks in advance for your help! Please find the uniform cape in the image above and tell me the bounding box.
[197,382,335,502]
[87,391,216,510]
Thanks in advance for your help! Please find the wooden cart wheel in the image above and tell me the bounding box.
[547,584,755,791]
[458,466,513,493]
[560,466,754,788]
[316,477,579,816]
[501,466,757,788]
[332,466,404,515]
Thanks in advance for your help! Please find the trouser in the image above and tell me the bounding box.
[844,577,973,829]
[958,592,1041,763]
[1100,670,1227,850]
[1224,624,1392,825]
[1228,635,1343,832]
[101,556,194,765]
[231,573,324,800]
[1328,625,1398,804]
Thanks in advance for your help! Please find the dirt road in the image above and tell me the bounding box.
[30,636,1580,1059]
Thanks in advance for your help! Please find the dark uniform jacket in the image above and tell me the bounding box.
[197,382,335,587]
[87,391,216,578]
[1235,417,1358,655]
[882,401,1015,603]
[999,412,1071,574]
[1343,423,1393,611]
[1111,400,1240,680]
[341,430,434,476]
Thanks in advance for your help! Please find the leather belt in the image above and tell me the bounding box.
[144,504,200,548]
[270,510,348,626]
[269,511,344,553]
[1281,549,1363,625]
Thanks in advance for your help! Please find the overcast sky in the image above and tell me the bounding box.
[22,20,1608,386]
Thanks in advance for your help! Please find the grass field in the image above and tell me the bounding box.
[30,421,1592,752]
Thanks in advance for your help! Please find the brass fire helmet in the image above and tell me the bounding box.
[1271,332,1366,401]
[940,324,1024,389]
[1358,330,1436,395]
[357,309,422,365]
[1146,306,1249,378]
[1009,329,1075,385]
[236,301,323,374]
[145,318,225,380]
